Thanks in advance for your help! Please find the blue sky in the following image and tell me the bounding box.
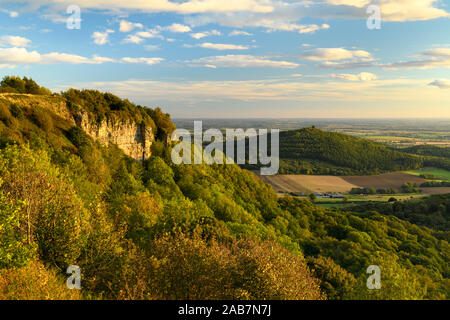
[0,0,449,118]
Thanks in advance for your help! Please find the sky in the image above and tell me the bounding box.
[0,0,449,118]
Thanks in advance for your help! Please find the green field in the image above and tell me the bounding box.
[404,168,450,181]
[296,193,426,209]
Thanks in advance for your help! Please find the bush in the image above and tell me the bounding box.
[148,230,324,300]
[0,260,81,300]
[307,256,357,300]
[32,108,53,132]
[0,76,52,95]
[9,103,23,119]
[0,103,17,128]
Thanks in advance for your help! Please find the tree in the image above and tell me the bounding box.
[0,183,34,269]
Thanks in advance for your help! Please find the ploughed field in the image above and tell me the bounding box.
[257,172,450,195]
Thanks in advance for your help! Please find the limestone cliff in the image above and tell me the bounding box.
[0,93,156,161]
[73,111,154,161]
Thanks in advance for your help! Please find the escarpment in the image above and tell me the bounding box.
[0,92,173,161]
[73,111,154,161]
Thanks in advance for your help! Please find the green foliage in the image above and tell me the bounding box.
[0,260,81,300]
[0,83,448,300]
[401,182,420,193]
[0,76,52,95]
[0,184,34,268]
[148,230,323,300]
[421,181,450,187]
[350,194,450,232]
[62,89,157,133]
[402,145,450,159]
[307,256,356,299]
[31,107,53,132]
[0,145,88,269]
[9,103,23,119]
[276,127,423,175]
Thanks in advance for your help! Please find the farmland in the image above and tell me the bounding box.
[257,171,446,195]
[404,168,450,181]
[257,170,450,210]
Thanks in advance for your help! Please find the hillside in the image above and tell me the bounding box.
[276,128,440,175]
[401,145,450,159]
[0,77,448,300]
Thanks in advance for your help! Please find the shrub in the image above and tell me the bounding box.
[32,108,53,132]
[148,230,324,300]
[0,103,17,128]
[9,103,23,119]
[307,256,357,300]
[0,260,81,300]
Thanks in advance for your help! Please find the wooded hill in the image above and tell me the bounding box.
[261,128,449,175]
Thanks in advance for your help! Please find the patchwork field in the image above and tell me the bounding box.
[258,174,358,193]
[342,172,426,189]
[257,171,450,195]
[404,168,450,181]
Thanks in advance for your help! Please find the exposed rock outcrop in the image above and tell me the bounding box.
[0,93,156,161]
[73,111,154,161]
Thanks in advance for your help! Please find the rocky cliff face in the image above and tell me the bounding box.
[0,93,156,161]
[74,111,154,161]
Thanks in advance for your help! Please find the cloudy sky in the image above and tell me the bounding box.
[0,0,449,118]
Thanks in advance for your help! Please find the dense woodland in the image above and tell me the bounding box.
[350,194,450,232]
[401,145,450,159]
[0,78,449,300]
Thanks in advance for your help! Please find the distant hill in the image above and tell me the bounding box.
[273,127,424,175]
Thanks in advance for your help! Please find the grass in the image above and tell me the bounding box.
[311,193,425,209]
[404,168,450,181]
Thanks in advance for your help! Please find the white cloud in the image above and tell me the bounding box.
[331,72,378,81]
[68,77,450,114]
[300,48,372,61]
[385,47,450,69]
[92,30,114,45]
[0,36,31,47]
[0,47,114,65]
[192,43,249,50]
[187,55,300,68]
[229,30,253,36]
[0,64,16,69]
[123,34,145,44]
[190,30,221,39]
[0,8,19,18]
[326,0,370,7]
[298,24,330,34]
[0,47,41,64]
[320,60,376,69]
[136,30,163,39]
[428,79,450,89]
[120,57,164,65]
[160,23,192,33]
[41,13,70,24]
[119,20,143,32]
[0,46,166,67]
[144,45,161,51]
[20,0,274,14]
[378,0,449,22]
